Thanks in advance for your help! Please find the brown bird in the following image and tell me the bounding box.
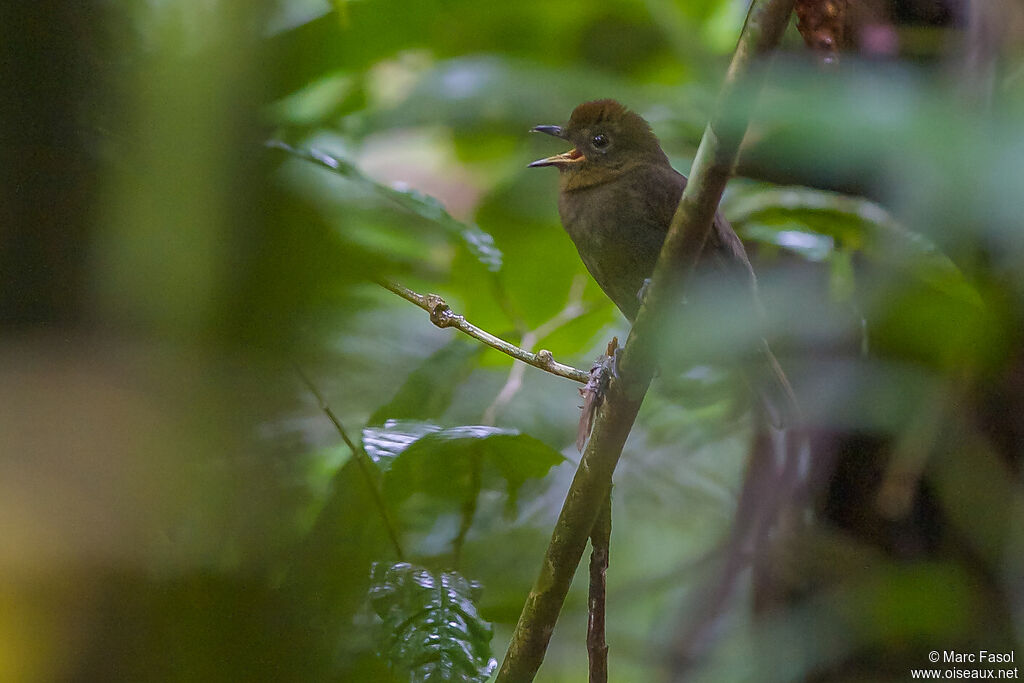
[530,100,811,665]
[529,98,798,427]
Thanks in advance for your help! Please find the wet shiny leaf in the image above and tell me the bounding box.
[369,562,496,682]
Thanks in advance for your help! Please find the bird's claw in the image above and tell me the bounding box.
[576,337,620,451]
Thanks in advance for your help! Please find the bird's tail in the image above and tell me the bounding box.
[670,346,812,675]
[752,339,802,430]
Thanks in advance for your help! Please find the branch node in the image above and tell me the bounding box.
[425,294,454,327]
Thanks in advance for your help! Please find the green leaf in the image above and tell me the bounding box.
[385,425,565,508]
[741,222,834,262]
[362,421,565,510]
[362,421,442,473]
[726,186,982,307]
[368,338,485,426]
[369,562,496,682]
[265,72,365,127]
[268,140,503,271]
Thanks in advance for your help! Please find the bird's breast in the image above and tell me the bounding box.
[557,172,679,320]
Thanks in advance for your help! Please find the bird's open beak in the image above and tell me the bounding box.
[528,125,585,168]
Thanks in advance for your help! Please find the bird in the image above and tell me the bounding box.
[529,99,810,666]
[528,98,798,428]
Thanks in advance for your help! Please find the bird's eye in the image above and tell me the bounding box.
[591,133,610,150]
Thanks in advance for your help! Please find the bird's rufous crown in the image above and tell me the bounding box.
[567,99,653,138]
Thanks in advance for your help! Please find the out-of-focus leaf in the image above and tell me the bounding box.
[841,563,979,646]
[364,56,645,136]
[268,141,503,271]
[369,562,496,682]
[328,0,349,25]
[264,7,428,98]
[265,72,366,127]
[292,443,353,534]
[727,187,895,247]
[726,186,982,306]
[361,421,564,510]
[368,338,484,426]
[467,169,590,329]
[385,425,565,506]
[741,223,834,262]
[282,455,393,678]
[871,283,1006,371]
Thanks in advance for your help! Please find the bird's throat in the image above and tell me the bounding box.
[558,160,648,193]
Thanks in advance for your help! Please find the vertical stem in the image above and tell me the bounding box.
[587,494,612,683]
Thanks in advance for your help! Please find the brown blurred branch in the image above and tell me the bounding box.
[379,279,590,385]
[587,495,611,683]
[495,0,796,680]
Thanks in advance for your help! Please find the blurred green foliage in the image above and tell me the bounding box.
[4,0,1024,681]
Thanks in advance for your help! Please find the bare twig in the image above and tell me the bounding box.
[496,1,796,679]
[587,495,612,683]
[483,276,589,425]
[379,279,590,385]
[295,366,405,560]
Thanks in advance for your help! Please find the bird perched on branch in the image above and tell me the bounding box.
[529,99,809,665]
[529,98,798,428]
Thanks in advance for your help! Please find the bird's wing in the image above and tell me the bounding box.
[656,167,758,289]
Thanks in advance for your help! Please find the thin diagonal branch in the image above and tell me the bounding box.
[483,275,589,425]
[295,366,405,560]
[496,1,796,680]
[379,279,590,384]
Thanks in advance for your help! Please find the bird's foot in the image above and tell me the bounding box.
[577,337,620,451]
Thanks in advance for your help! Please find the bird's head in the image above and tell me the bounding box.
[529,99,669,188]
